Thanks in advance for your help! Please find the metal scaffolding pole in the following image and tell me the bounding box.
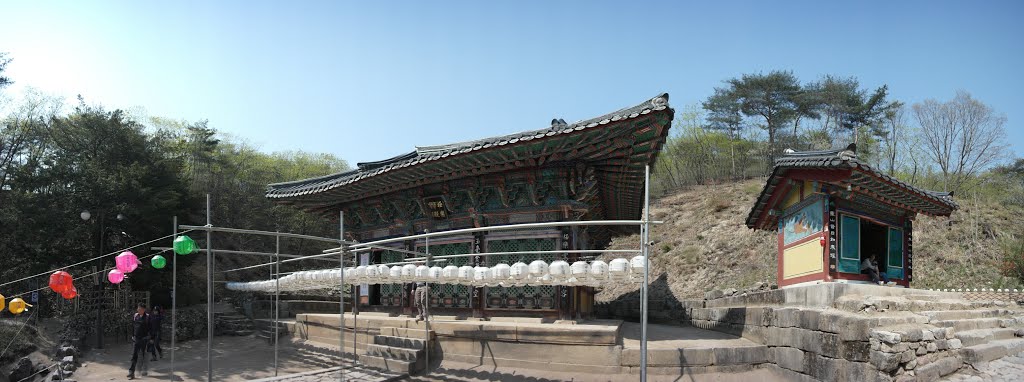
[171,216,177,381]
[424,230,431,375]
[640,165,651,382]
[274,232,281,377]
[178,225,345,244]
[206,195,213,382]
[352,247,358,364]
[338,210,346,382]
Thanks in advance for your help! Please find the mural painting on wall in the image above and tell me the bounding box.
[783,199,824,246]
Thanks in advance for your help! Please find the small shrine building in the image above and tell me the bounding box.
[265,94,673,319]
[746,145,958,288]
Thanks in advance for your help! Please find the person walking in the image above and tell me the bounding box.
[128,303,150,379]
[413,282,429,322]
[148,305,164,361]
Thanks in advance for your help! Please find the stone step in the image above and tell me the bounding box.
[365,344,424,362]
[379,327,435,339]
[359,354,421,374]
[955,328,1018,347]
[960,338,1024,366]
[932,317,1003,331]
[225,329,254,336]
[919,309,1010,322]
[373,335,426,350]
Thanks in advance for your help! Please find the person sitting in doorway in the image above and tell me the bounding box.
[861,254,890,285]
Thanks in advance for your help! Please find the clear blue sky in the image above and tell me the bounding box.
[2,1,1021,164]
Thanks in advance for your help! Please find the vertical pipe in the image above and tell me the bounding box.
[274,232,281,377]
[640,165,651,382]
[424,230,430,375]
[338,210,346,382]
[206,194,213,382]
[353,249,358,362]
[171,216,178,380]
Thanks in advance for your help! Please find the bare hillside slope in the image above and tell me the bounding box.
[596,179,1023,303]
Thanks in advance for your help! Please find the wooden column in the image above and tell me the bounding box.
[472,233,486,318]
[559,227,572,321]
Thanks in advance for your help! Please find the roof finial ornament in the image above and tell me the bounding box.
[652,94,669,107]
[551,118,567,128]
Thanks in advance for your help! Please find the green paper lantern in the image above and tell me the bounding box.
[151,255,167,269]
[173,235,196,255]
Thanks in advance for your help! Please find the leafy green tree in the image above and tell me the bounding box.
[706,71,812,165]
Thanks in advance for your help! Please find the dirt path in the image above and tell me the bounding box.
[74,336,347,381]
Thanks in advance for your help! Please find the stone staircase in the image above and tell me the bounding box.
[215,312,255,336]
[939,310,1024,366]
[255,319,291,344]
[868,307,1024,380]
[359,327,434,374]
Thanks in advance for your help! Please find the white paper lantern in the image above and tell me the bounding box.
[442,265,459,283]
[492,263,511,280]
[510,262,529,280]
[528,260,549,277]
[474,266,491,283]
[630,255,647,272]
[590,260,608,280]
[609,258,630,281]
[364,265,379,279]
[377,265,391,280]
[549,260,571,280]
[570,261,591,279]
[428,266,443,281]
[401,264,417,281]
[415,265,430,281]
[458,266,474,282]
[389,265,402,279]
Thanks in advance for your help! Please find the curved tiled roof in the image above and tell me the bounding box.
[267,93,671,201]
[746,144,958,230]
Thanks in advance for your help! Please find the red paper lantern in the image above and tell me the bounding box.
[49,271,73,294]
[61,286,78,300]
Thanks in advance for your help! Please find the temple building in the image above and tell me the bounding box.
[746,145,958,288]
[265,94,673,319]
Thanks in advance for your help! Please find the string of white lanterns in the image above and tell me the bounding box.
[226,256,648,293]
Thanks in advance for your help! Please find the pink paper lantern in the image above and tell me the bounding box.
[115,251,139,273]
[107,269,125,284]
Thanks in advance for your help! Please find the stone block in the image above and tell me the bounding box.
[948,339,962,349]
[915,356,962,380]
[896,328,924,342]
[926,342,937,353]
[771,347,805,372]
[772,307,801,328]
[922,330,935,341]
[872,330,902,345]
[870,350,902,372]
[799,309,822,329]
[900,349,916,363]
[841,340,872,362]
[713,346,768,365]
[905,358,917,370]
[916,346,927,356]
[935,339,948,351]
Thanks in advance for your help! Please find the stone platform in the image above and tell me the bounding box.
[287,313,769,377]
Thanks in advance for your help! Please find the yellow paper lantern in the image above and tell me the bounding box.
[0,293,5,311]
[8,297,30,315]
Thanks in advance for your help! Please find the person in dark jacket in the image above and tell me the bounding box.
[128,303,150,379]
[148,305,164,361]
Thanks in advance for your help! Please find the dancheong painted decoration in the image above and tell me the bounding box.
[264,94,674,319]
[746,144,958,288]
